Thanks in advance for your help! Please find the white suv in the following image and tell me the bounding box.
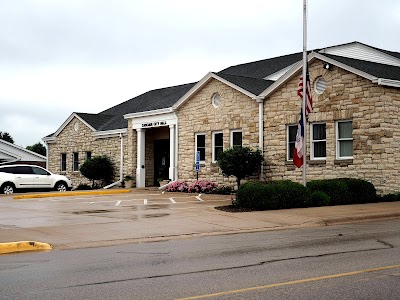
[0,165,72,194]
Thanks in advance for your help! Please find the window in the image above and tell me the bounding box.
[32,166,50,175]
[230,130,242,148]
[61,153,67,172]
[287,125,298,160]
[195,133,206,162]
[314,76,327,94]
[212,131,223,162]
[86,151,92,160]
[337,120,353,158]
[73,152,79,171]
[212,93,221,108]
[311,123,326,159]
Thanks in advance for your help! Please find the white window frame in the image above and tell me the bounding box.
[61,153,67,172]
[336,120,353,159]
[287,124,297,161]
[195,133,206,163]
[310,122,326,160]
[212,131,223,163]
[230,129,242,148]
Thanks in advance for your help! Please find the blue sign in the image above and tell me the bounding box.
[196,151,201,163]
[196,151,200,172]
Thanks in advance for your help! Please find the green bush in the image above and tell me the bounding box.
[75,184,92,190]
[308,190,331,207]
[215,186,233,195]
[308,178,377,205]
[236,180,309,210]
[307,179,348,205]
[379,192,400,202]
[339,178,376,204]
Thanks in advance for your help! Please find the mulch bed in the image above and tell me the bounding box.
[214,205,255,213]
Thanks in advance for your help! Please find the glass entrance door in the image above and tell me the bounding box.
[154,139,170,186]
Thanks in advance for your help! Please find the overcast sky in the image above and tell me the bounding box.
[1,0,399,147]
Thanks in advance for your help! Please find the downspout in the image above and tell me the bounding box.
[104,133,124,189]
[255,97,264,181]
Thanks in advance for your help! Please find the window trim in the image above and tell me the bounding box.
[72,152,79,172]
[336,120,353,159]
[310,122,326,160]
[230,129,242,148]
[195,133,206,163]
[287,124,297,161]
[86,151,92,160]
[212,131,223,163]
[61,153,67,172]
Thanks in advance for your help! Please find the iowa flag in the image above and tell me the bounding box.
[294,73,312,168]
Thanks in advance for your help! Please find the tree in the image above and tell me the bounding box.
[217,147,263,189]
[79,155,115,188]
[0,131,14,144]
[26,142,46,156]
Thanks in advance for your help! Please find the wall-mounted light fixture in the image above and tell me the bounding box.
[323,63,332,70]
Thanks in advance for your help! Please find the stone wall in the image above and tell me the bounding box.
[177,79,260,186]
[47,117,130,188]
[264,58,400,194]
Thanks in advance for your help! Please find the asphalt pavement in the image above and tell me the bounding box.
[0,189,399,253]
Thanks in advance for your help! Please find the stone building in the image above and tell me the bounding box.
[43,42,400,194]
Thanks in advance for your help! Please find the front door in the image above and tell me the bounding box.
[154,139,169,186]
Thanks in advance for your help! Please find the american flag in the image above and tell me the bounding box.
[297,73,313,119]
[294,72,313,168]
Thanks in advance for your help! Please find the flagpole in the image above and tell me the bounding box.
[302,0,308,186]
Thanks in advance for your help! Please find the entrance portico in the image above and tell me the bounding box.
[125,109,177,188]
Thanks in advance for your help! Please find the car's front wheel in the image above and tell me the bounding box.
[1,183,15,194]
[55,182,68,192]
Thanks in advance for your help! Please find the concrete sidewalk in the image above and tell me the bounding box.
[0,190,399,252]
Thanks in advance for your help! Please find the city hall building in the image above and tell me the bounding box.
[43,42,400,194]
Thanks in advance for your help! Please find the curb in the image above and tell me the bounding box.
[0,241,52,254]
[13,189,132,200]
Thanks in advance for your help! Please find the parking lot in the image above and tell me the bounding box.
[0,190,235,249]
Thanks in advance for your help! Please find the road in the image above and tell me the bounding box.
[1,218,399,299]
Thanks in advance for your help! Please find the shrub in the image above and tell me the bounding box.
[338,178,376,204]
[307,178,377,205]
[75,184,92,190]
[307,179,348,205]
[215,186,233,195]
[379,192,400,202]
[308,190,331,207]
[188,181,218,194]
[79,155,115,188]
[167,181,189,192]
[236,180,309,210]
[217,147,263,189]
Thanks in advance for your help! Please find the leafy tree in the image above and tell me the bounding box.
[0,131,14,144]
[217,147,263,189]
[79,155,115,188]
[26,142,46,156]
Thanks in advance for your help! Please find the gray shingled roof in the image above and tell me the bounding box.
[76,113,115,130]
[324,54,400,81]
[218,52,303,79]
[216,73,274,95]
[48,42,400,138]
[95,82,196,131]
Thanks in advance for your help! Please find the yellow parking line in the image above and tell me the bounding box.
[13,189,132,199]
[176,264,400,300]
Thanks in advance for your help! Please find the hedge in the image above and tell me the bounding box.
[235,178,381,210]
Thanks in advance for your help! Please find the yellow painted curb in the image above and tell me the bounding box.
[0,241,52,254]
[13,189,132,200]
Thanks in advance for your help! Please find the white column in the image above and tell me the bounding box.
[136,128,146,187]
[169,124,175,181]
